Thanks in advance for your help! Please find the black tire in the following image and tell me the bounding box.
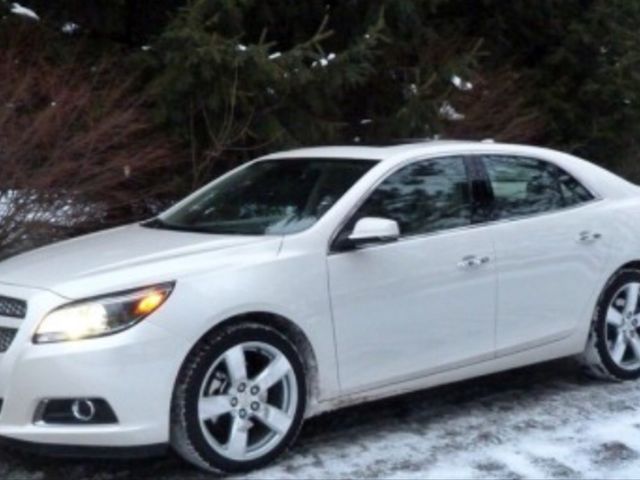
[170,323,306,473]
[581,269,640,381]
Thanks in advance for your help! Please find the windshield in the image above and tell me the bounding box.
[148,158,377,235]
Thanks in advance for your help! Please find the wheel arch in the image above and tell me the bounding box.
[598,260,640,302]
[581,259,640,341]
[177,311,321,408]
[616,260,640,273]
[574,260,640,353]
[594,260,640,302]
[580,262,640,380]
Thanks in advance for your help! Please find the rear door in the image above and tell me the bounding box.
[474,154,610,354]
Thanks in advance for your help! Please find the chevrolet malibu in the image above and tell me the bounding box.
[0,141,639,473]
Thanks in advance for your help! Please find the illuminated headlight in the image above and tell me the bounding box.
[34,283,175,344]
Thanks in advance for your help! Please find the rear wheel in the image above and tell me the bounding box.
[171,324,306,473]
[581,269,640,380]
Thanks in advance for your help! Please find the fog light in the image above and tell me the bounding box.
[35,398,117,425]
[71,399,95,422]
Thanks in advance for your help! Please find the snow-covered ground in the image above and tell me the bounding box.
[2,358,640,479]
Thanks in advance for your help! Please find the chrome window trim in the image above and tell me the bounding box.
[327,151,603,255]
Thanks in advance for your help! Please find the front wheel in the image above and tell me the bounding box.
[581,269,640,381]
[171,323,306,473]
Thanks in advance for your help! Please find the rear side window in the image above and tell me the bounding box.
[480,155,594,220]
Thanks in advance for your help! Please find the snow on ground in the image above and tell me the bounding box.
[1,358,640,479]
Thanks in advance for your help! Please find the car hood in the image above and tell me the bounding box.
[0,224,282,298]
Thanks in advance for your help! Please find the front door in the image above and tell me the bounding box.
[327,157,497,393]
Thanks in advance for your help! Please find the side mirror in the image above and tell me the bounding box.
[339,217,400,250]
[349,217,400,243]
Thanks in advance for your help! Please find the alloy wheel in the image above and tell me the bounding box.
[605,282,640,370]
[197,341,298,461]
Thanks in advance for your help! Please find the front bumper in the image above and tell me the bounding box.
[0,282,191,448]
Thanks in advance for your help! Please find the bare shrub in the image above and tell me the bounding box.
[0,25,184,259]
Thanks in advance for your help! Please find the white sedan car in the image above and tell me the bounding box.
[0,141,639,473]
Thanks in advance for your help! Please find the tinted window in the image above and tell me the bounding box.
[153,159,376,235]
[344,157,472,238]
[481,156,593,220]
[558,171,595,206]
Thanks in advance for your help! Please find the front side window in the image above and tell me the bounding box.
[341,157,472,239]
[481,155,594,220]
[150,158,376,235]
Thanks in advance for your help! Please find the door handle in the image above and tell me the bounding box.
[457,255,491,270]
[578,231,602,244]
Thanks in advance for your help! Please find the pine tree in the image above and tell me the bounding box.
[448,0,640,173]
[144,0,390,187]
[5,0,640,182]
[142,0,485,188]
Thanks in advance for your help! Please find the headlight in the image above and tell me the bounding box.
[34,283,175,344]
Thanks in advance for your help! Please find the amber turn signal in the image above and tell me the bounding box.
[134,290,170,316]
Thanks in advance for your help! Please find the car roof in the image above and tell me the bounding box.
[259,140,639,200]
[260,140,481,161]
[258,140,592,163]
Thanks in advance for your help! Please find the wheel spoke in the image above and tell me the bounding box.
[199,395,232,421]
[224,345,248,385]
[624,283,640,316]
[606,307,624,327]
[197,340,298,461]
[629,337,640,361]
[254,353,291,391]
[611,331,628,363]
[255,405,293,434]
[226,417,249,457]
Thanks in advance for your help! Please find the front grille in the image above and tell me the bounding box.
[0,296,27,319]
[0,328,17,353]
